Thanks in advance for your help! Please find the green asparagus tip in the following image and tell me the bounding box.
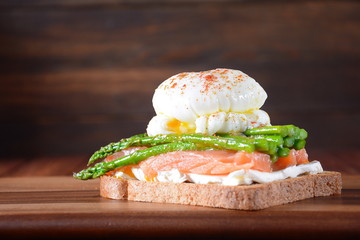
[294,139,306,150]
[298,129,308,140]
[277,147,291,157]
[283,136,295,148]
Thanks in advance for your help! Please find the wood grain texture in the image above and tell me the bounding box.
[0,0,359,158]
[0,175,359,239]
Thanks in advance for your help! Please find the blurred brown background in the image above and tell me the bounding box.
[0,0,359,176]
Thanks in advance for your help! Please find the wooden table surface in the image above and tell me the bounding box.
[0,174,359,240]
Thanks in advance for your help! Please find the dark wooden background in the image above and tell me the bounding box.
[0,0,359,175]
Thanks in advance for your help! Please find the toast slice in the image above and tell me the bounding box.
[100,171,341,210]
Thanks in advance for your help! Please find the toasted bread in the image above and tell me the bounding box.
[100,171,341,210]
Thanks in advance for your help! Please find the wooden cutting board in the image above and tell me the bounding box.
[0,175,359,239]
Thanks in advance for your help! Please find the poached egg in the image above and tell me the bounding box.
[147,68,270,136]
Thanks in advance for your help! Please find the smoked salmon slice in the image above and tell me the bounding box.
[139,150,272,179]
[106,148,309,179]
[271,149,309,171]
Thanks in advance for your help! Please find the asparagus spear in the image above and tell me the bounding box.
[294,139,306,150]
[75,142,207,180]
[298,129,308,140]
[244,125,308,140]
[88,133,255,165]
[283,136,295,148]
[244,125,290,137]
[251,135,284,147]
[89,134,148,165]
[75,127,311,180]
[277,147,291,157]
[89,127,308,166]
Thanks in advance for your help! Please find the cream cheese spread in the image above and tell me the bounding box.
[114,161,323,186]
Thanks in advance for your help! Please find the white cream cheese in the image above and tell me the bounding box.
[114,161,323,186]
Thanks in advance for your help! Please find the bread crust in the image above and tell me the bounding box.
[100,171,341,210]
